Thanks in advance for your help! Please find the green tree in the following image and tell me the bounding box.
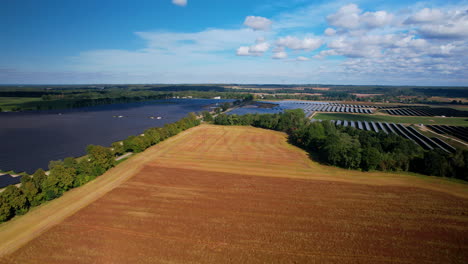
[361,147,382,171]
[276,109,307,134]
[86,145,115,176]
[63,157,78,169]
[32,168,47,190]
[220,102,231,112]
[48,160,64,170]
[1,185,28,215]
[49,164,76,192]
[0,195,13,222]
[21,181,40,206]
[41,174,61,201]
[202,111,214,122]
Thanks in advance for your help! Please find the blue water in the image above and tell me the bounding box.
[0,99,232,173]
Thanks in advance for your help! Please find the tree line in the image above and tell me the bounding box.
[0,113,201,222]
[214,110,468,179]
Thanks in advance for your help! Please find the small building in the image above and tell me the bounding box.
[213,96,221,99]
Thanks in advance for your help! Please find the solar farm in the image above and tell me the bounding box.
[384,107,468,117]
[320,119,457,153]
[231,101,467,152]
[274,101,375,117]
[427,125,468,142]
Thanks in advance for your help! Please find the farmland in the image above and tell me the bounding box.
[1,125,467,263]
[313,112,468,126]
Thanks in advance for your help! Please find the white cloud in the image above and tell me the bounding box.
[405,8,444,24]
[418,14,468,39]
[296,56,310,61]
[361,11,393,28]
[236,41,270,56]
[272,51,288,59]
[324,28,336,36]
[327,4,393,30]
[244,16,273,31]
[172,0,187,7]
[276,36,322,50]
[58,1,468,85]
[236,46,251,56]
[327,4,361,29]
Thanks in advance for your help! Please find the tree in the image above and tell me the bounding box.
[63,157,78,169]
[32,168,47,190]
[423,150,451,177]
[21,181,40,206]
[48,160,64,170]
[111,142,125,156]
[221,102,231,112]
[0,195,13,222]
[49,164,76,192]
[41,174,61,200]
[20,174,33,185]
[202,111,214,122]
[361,147,382,171]
[86,145,114,176]
[1,185,28,215]
[322,132,362,169]
[276,109,307,134]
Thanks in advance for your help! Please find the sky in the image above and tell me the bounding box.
[1,0,467,85]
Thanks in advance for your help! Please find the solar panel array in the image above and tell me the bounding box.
[427,125,468,143]
[384,107,468,117]
[329,120,455,153]
[272,101,375,117]
[0,174,22,189]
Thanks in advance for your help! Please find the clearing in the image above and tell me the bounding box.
[0,125,467,263]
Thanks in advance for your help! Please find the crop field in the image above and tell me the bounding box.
[314,112,468,126]
[1,125,467,263]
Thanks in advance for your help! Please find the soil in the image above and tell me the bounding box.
[3,167,467,264]
[1,125,467,263]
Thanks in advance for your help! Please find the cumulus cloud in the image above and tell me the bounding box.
[405,8,444,24]
[276,36,322,50]
[296,56,310,61]
[417,10,468,39]
[324,28,336,36]
[272,51,288,59]
[58,2,468,85]
[361,11,393,28]
[327,4,361,29]
[327,4,393,30]
[172,0,187,7]
[244,16,273,31]
[236,38,270,56]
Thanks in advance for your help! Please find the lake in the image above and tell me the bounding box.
[0,99,231,173]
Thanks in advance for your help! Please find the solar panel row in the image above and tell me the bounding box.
[331,120,454,153]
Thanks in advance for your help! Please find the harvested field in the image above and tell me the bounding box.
[1,125,468,263]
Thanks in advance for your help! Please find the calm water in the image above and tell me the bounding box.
[0,99,231,173]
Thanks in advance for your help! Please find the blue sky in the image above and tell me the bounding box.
[1,0,467,85]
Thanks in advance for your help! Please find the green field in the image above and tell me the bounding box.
[0,97,43,111]
[313,113,468,126]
